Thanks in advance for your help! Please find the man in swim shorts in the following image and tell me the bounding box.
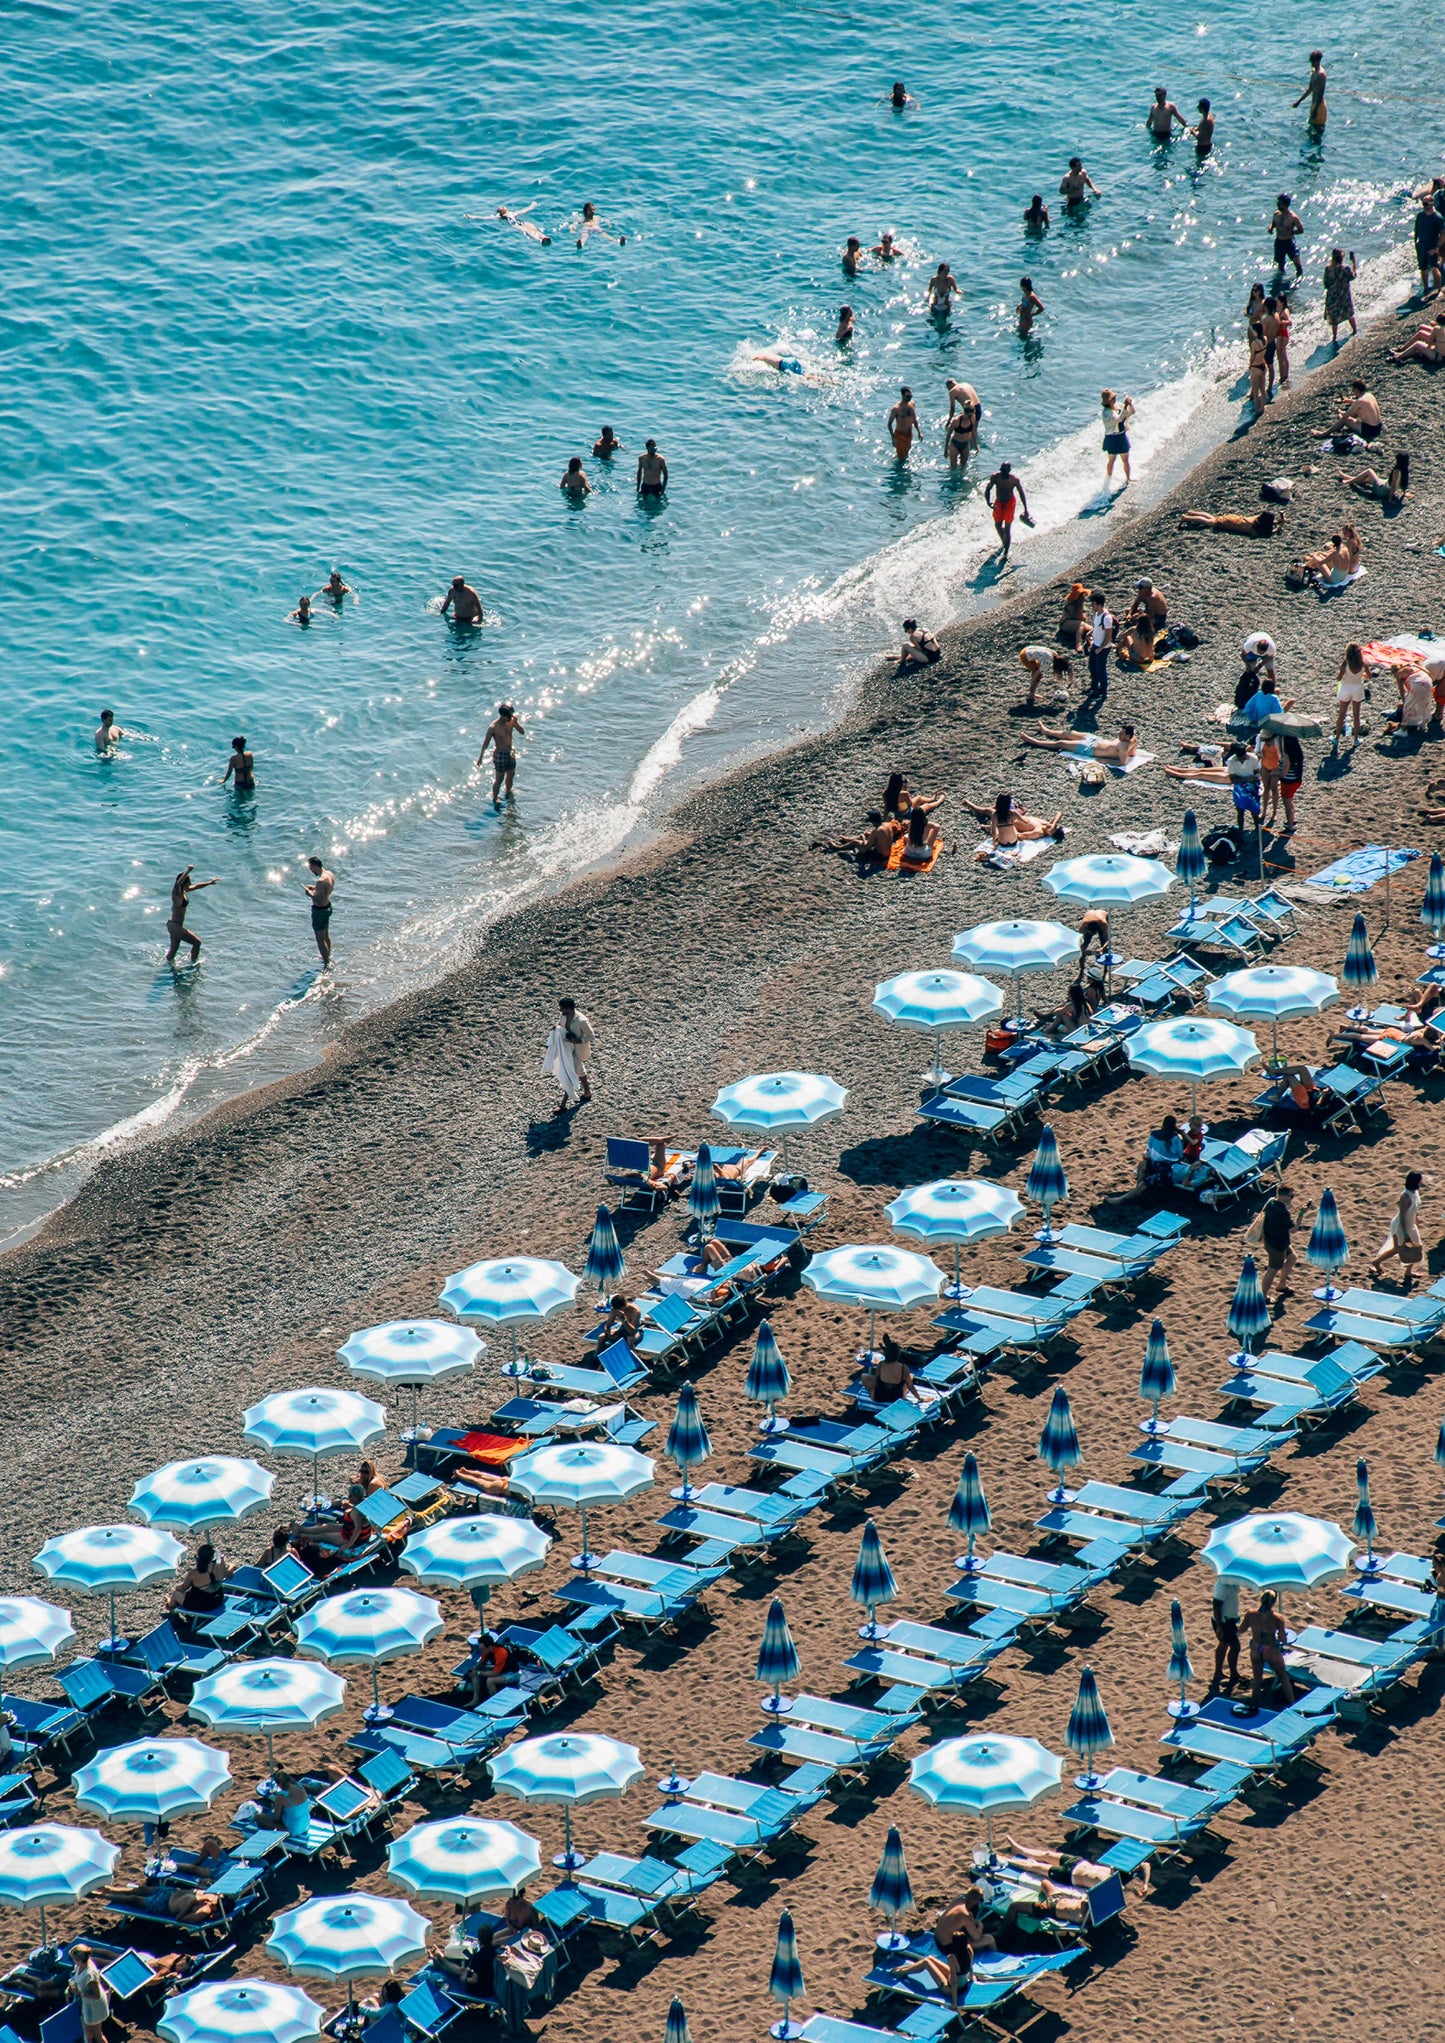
[1293,51,1326,130]
[1268,195,1304,281]
[441,575,484,625]
[984,461,1030,560]
[636,440,668,497]
[1193,99,1215,154]
[887,387,919,460]
[478,703,525,804]
[304,857,335,968]
[1146,87,1188,139]
[1058,157,1100,204]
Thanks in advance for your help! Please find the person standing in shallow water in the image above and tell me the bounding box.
[636,440,668,497]
[984,461,1030,561]
[165,866,218,965]
[305,857,334,968]
[887,386,919,459]
[222,736,255,791]
[1294,50,1327,130]
[441,575,484,624]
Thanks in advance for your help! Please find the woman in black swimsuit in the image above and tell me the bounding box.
[864,1340,914,1404]
[169,1543,228,1618]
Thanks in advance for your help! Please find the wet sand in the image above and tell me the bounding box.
[3,308,1444,2043]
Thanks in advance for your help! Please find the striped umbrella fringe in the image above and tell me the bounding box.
[1065,1666,1114,1779]
[665,1385,711,1477]
[1353,1458,1377,1555]
[948,1454,992,1539]
[687,1144,720,1226]
[1227,1257,1271,1353]
[1025,1125,1068,1215]
[1038,1385,1081,1475]
[850,1521,898,1632]
[665,1997,691,2043]
[1342,912,1378,996]
[1422,850,1445,937]
[1177,810,1206,892]
[745,1322,791,1408]
[1168,1599,1195,1688]
[755,1600,800,1702]
[1138,1320,1176,1414]
[583,1206,625,1293]
[769,1910,805,2003]
[869,1826,914,1921]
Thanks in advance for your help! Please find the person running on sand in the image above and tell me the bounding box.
[926,262,960,315]
[1146,87,1188,139]
[222,736,255,791]
[576,201,625,246]
[1023,721,1138,762]
[1016,277,1044,338]
[984,461,1030,559]
[594,425,621,457]
[636,440,668,496]
[1294,50,1327,130]
[165,866,217,965]
[1179,507,1285,536]
[304,857,334,967]
[1241,1591,1296,1712]
[887,386,920,459]
[441,575,484,624]
[1193,100,1215,155]
[1338,381,1382,440]
[1269,196,1304,281]
[1389,312,1445,364]
[496,203,551,244]
[836,306,855,344]
[478,703,525,803]
[1058,158,1100,204]
[1341,452,1409,507]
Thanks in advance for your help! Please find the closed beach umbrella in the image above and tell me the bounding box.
[33,1524,184,1655]
[242,1387,386,1510]
[886,1178,1023,1300]
[768,1909,806,2043]
[399,1516,551,1600]
[1226,1256,1271,1369]
[0,1824,119,1949]
[1167,1598,1198,1720]
[387,1818,541,1905]
[873,968,1003,1084]
[488,1732,643,1875]
[1126,1015,1261,1118]
[73,1737,231,1826]
[1342,911,1378,1017]
[158,1981,324,2043]
[687,1143,721,1235]
[745,1320,791,1434]
[339,1321,481,1443]
[1177,810,1205,913]
[0,1598,75,1714]
[850,1521,898,1640]
[1352,1459,1381,1576]
[1421,850,1445,953]
[1025,1124,1069,1242]
[1209,964,1339,1065]
[664,1998,691,2043]
[295,1588,443,1726]
[908,1733,1062,1857]
[665,1384,712,1502]
[1201,1512,1354,1593]
[1138,1319,1176,1436]
[803,1243,944,1362]
[190,1659,346,1789]
[129,1457,275,1533]
[755,1598,800,1716]
[508,1440,654,1575]
[440,1256,580,1368]
[949,1452,992,1574]
[869,1826,914,1951]
[267,1893,430,1999]
[583,1205,626,1295]
[1065,1666,1114,1791]
[711,1070,847,1172]
[952,919,1080,1031]
[1038,1385,1081,1505]
[1305,1187,1349,1303]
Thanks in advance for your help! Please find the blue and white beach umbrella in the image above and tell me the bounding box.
[0,1597,75,1689]
[73,1736,231,1825]
[872,968,1003,1083]
[869,1826,914,1951]
[129,1458,275,1533]
[340,1319,480,1442]
[665,1384,712,1502]
[1044,852,1174,907]
[949,1453,991,1574]
[1038,1385,1082,1505]
[664,1998,691,2043]
[1167,1598,1198,1721]
[1126,1015,1261,1117]
[190,1659,346,1786]
[158,1981,325,2043]
[1138,1319,1176,1436]
[1352,1459,1381,1576]
[1025,1124,1069,1242]
[1177,810,1206,912]
[887,1178,1023,1297]
[1342,911,1378,1017]
[952,919,1081,1029]
[712,1071,847,1170]
[242,1387,387,1508]
[387,1818,541,1904]
[440,1256,581,1367]
[399,1515,551,1596]
[508,1441,654,1575]
[583,1205,626,1295]
[850,1521,898,1641]
[1226,1256,1271,1369]
[1065,1666,1114,1792]
[33,1524,184,1655]
[1305,1187,1349,1304]
[768,1909,806,2043]
[0,1824,119,1948]
[687,1143,721,1235]
[908,1734,1063,1855]
[296,1588,443,1725]
[1201,1512,1354,1593]
[1422,850,1445,954]
[756,1598,800,1716]
[1209,964,1339,1063]
[745,1320,791,1434]
[268,1893,431,1991]
[803,1244,944,1361]
[488,1732,644,1876]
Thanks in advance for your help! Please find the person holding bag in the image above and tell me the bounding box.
[1369,1172,1425,1290]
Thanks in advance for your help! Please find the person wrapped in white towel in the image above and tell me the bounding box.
[541,996,594,1110]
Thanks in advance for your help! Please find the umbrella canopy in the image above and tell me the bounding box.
[886,1179,1022,1297]
[1126,1016,1261,1115]
[869,1826,914,1948]
[1342,912,1378,1011]
[1422,850,1445,943]
[711,1071,847,1133]
[952,920,1080,1028]
[0,1597,74,1676]
[745,1321,791,1431]
[583,1206,626,1294]
[1167,1598,1197,1719]
[872,969,1003,1082]
[1044,852,1173,906]
[158,1982,324,2043]
[1352,1458,1379,1571]
[1177,810,1205,906]
[242,1388,386,1464]
[489,1732,644,1873]
[948,1453,991,1572]
[387,1818,541,1904]
[508,1441,654,1576]
[399,1516,551,1593]
[1138,1319,1176,1433]
[1025,1125,1068,1240]
[73,1737,231,1825]
[1201,1512,1355,1591]
[803,1244,944,1358]
[0,1824,119,1945]
[1038,1385,1081,1503]
[755,1598,800,1714]
[687,1143,721,1230]
[439,1259,580,1359]
[338,1321,482,1388]
[267,1893,430,1987]
[850,1521,898,1638]
[129,1458,275,1533]
[33,1524,183,1653]
[295,1590,442,1722]
[665,1998,691,2043]
[769,1910,805,2033]
[190,1659,346,1737]
[665,1384,712,1500]
[1065,1666,1114,1789]
[908,1734,1063,1852]
[1209,964,1339,1062]
[1305,1187,1349,1302]
[1227,1257,1271,1362]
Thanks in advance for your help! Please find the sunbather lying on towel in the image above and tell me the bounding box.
[961,790,1064,842]
[1340,451,1408,507]
[1332,984,1445,1043]
[1002,1836,1146,1902]
[1163,741,1262,785]
[646,1139,694,1197]
[1021,721,1139,763]
[1179,508,1285,535]
[100,1879,225,1923]
[292,1508,370,1575]
[812,812,904,862]
[455,1465,512,1502]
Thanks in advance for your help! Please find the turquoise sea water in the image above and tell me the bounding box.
[3,1,1441,1230]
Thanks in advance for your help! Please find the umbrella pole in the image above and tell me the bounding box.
[366,1661,392,1726]
[262,1728,278,1795]
[102,1585,122,1655]
[983,1814,996,1866]
[555,1802,586,1877]
[37,1905,47,1955]
[573,1505,592,1575]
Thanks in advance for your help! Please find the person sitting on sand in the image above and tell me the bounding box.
[881,773,913,818]
[1341,451,1409,507]
[1337,381,1383,442]
[1179,507,1285,536]
[961,789,1064,846]
[1114,609,1157,669]
[1164,739,1262,786]
[812,810,904,862]
[1389,312,1445,364]
[1301,524,1362,583]
[1241,1589,1296,1712]
[900,799,951,864]
[1022,721,1139,763]
[899,619,942,670]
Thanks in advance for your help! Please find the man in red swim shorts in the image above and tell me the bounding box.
[984,460,1031,560]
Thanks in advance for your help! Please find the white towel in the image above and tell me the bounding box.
[540,1022,581,1105]
[973,835,1057,867]
[1061,748,1156,779]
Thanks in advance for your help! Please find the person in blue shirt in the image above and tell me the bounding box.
[1242,683,1294,728]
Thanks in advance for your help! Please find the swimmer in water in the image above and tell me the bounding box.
[95,709,121,751]
[1193,100,1215,155]
[888,80,917,109]
[926,262,960,316]
[887,386,919,460]
[1024,194,1050,232]
[165,866,218,965]
[1146,87,1188,139]
[440,575,485,625]
[496,204,551,245]
[835,305,855,344]
[843,237,863,277]
[1294,50,1327,130]
[872,232,900,262]
[560,456,592,497]
[1017,277,1044,338]
[636,440,668,497]
[945,380,981,462]
[222,735,256,792]
[593,425,621,457]
[1059,157,1100,204]
[752,350,806,374]
[319,569,354,604]
[477,702,524,805]
[289,594,312,625]
[576,201,625,247]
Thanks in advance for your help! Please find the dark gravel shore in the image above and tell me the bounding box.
[2,304,1444,2043]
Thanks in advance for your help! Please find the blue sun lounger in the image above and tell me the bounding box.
[1288,1620,1432,1704]
[1019,1241,1156,1296]
[1129,1434,1275,1493]
[643,1769,825,1862]
[1085,1765,1242,1822]
[564,1847,730,1925]
[797,2016,954,2043]
[845,1619,1014,1706]
[1217,1350,1366,1425]
[866,1942,1084,2019]
[553,1571,704,1633]
[785,1693,923,1741]
[1324,1287,1445,1332]
[1301,1306,1432,1358]
[748,1720,898,1779]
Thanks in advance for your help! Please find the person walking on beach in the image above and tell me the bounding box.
[1016,278,1044,338]
[983,461,1030,561]
[304,857,335,968]
[636,440,668,497]
[1251,1181,1299,1306]
[1086,591,1115,697]
[1368,1171,1425,1289]
[1322,248,1358,343]
[1294,50,1327,131]
[1412,197,1442,297]
[477,703,524,804]
[222,735,255,792]
[441,575,485,625]
[541,996,594,1109]
[1101,389,1134,484]
[165,866,217,966]
[1058,158,1100,205]
[1145,87,1188,140]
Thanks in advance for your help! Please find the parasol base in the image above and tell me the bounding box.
[1073,1772,1106,1792]
[570,1552,597,1575]
[770,2023,807,2042]
[942,1282,973,1302]
[758,1416,786,1435]
[1045,1485,1077,1507]
[1225,1350,1254,1376]
[1138,1419,1167,1437]
[656,1771,691,1799]
[1166,1699,1200,1721]
[857,1622,886,1641]
[875,1931,911,1952]
[760,1695,795,1717]
[552,1848,588,1875]
[952,1555,985,1575]
[301,1492,332,1515]
[1353,1555,1384,1577]
[1311,1283,1343,1303]
[97,1635,131,1658]
[1033,1227,1061,1245]
[924,1065,954,1090]
[363,1704,395,1727]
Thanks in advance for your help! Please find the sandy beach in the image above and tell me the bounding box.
[3,305,1445,2043]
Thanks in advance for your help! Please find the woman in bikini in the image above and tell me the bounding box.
[168,1543,229,1619]
[961,790,1063,843]
[1341,451,1409,507]
[1240,1589,1296,1712]
[901,799,949,863]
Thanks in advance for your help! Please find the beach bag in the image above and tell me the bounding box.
[1079,761,1107,788]
[499,1934,550,1993]
[1284,563,1308,592]
[1260,478,1294,504]
[1203,827,1238,865]
[984,1027,1015,1056]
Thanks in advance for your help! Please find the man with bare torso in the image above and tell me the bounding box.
[305,857,335,967]
[478,703,525,803]
[636,440,668,497]
[441,576,485,625]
